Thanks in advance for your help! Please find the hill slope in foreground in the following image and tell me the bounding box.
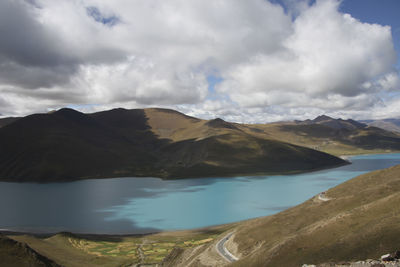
[0,235,60,267]
[225,164,400,266]
[0,108,347,182]
[160,163,400,266]
[4,164,400,266]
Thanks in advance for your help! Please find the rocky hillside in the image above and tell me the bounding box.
[302,250,400,266]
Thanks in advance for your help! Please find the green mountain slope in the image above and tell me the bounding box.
[0,108,346,182]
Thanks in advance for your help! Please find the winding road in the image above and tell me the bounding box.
[216,232,239,263]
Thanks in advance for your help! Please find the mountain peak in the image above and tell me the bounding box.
[308,115,367,130]
[206,118,238,130]
[51,108,88,121]
[313,115,333,122]
[54,108,82,115]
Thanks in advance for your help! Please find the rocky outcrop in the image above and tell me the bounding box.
[302,250,400,267]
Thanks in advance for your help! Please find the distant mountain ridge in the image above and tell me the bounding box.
[239,115,400,155]
[299,115,367,130]
[0,108,347,182]
[361,118,400,133]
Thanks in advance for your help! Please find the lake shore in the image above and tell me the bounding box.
[1,153,399,235]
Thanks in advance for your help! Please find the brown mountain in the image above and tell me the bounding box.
[239,115,400,155]
[0,108,161,182]
[0,108,346,182]
[362,118,400,133]
[301,115,367,130]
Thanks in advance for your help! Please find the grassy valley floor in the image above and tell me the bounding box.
[3,225,233,267]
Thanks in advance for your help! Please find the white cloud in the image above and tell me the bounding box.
[74,57,208,105]
[0,0,398,122]
[217,0,398,110]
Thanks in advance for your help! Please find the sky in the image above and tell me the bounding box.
[0,0,399,123]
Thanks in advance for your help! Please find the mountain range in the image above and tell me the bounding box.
[361,118,400,133]
[240,114,400,156]
[0,108,399,182]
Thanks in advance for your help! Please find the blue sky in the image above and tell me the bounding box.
[0,0,399,122]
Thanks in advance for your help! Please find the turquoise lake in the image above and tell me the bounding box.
[1,153,400,234]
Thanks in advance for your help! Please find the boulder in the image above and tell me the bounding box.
[380,253,395,261]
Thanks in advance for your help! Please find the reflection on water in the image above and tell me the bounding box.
[0,153,400,234]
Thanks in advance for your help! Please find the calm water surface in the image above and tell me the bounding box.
[1,153,400,234]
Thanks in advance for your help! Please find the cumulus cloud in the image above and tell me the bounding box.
[217,0,397,109]
[74,57,208,105]
[0,0,398,122]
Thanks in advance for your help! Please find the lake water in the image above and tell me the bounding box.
[1,153,400,234]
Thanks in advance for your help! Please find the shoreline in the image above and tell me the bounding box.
[0,222,238,238]
[1,152,399,238]
[338,150,400,158]
[3,152,400,185]
[0,229,159,238]
[339,150,400,161]
[0,159,350,184]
